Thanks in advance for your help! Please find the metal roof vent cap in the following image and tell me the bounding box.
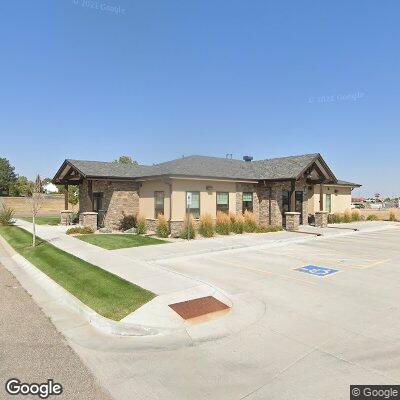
[243,155,253,162]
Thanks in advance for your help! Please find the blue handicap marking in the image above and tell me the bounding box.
[296,265,339,277]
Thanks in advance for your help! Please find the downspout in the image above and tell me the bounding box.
[168,181,173,232]
[269,185,272,226]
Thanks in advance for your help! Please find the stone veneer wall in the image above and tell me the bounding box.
[79,179,139,230]
[237,181,309,227]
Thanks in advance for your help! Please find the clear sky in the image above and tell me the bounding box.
[1,0,399,197]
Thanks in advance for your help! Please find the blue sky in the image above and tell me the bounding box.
[1,0,399,196]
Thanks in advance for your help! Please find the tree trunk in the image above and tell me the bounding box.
[32,212,36,247]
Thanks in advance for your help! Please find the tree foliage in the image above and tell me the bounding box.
[113,155,138,165]
[0,158,17,192]
[9,176,34,197]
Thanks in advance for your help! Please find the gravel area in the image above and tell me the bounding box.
[0,251,112,400]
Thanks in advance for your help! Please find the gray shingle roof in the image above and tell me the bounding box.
[58,153,338,182]
[334,179,361,187]
[66,159,154,178]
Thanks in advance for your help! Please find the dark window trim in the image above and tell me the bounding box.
[154,191,165,218]
[242,192,253,212]
[185,191,200,219]
[216,191,230,214]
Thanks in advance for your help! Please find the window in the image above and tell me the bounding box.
[242,192,253,212]
[154,191,165,218]
[186,191,200,218]
[282,190,290,215]
[326,194,332,213]
[216,192,229,214]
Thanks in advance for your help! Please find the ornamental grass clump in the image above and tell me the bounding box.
[351,210,361,221]
[198,213,214,237]
[243,210,257,232]
[389,211,397,221]
[0,205,15,226]
[342,210,352,223]
[256,225,283,233]
[180,215,196,239]
[136,214,147,234]
[215,211,231,235]
[230,213,244,234]
[156,214,169,238]
[367,214,378,221]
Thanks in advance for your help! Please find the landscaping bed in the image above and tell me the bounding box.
[0,226,155,320]
[76,233,167,250]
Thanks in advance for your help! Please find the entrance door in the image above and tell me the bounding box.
[295,191,303,223]
[326,194,332,213]
[93,192,105,228]
[282,190,290,224]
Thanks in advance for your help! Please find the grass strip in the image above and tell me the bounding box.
[0,226,156,320]
[19,216,60,225]
[76,233,167,250]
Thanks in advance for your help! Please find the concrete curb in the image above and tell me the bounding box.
[0,235,174,337]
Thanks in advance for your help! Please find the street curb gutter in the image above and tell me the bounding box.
[0,235,169,337]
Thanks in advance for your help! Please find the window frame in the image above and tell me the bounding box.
[242,192,253,213]
[216,192,230,214]
[154,191,165,218]
[186,191,200,219]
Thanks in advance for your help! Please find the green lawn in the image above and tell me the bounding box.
[20,216,60,225]
[0,226,155,320]
[76,234,167,250]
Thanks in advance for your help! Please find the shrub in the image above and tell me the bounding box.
[198,213,214,237]
[0,205,15,226]
[328,213,341,224]
[66,226,94,235]
[243,210,257,232]
[389,211,397,221]
[342,210,352,223]
[120,214,137,231]
[215,211,230,235]
[136,214,147,234]
[256,225,283,233]
[351,211,361,221]
[230,213,244,234]
[180,215,196,239]
[156,214,169,238]
[367,214,378,221]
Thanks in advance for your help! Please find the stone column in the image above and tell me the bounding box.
[315,211,328,228]
[80,212,98,231]
[285,212,300,231]
[60,210,73,226]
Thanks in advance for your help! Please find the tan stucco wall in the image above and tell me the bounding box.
[170,178,237,221]
[139,180,171,220]
[309,184,352,214]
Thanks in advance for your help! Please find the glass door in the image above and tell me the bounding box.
[326,194,332,213]
[295,191,303,222]
[93,192,105,227]
[282,191,290,224]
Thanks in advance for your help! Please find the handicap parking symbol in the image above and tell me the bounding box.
[296,265,339,277]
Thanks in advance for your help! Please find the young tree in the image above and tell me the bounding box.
[112,155,138,165]
[0,157,17,194]
[31,175,44,247]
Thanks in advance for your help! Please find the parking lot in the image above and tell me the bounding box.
[50,222,399,400]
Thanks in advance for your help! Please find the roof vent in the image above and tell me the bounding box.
[243,155,253,162]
